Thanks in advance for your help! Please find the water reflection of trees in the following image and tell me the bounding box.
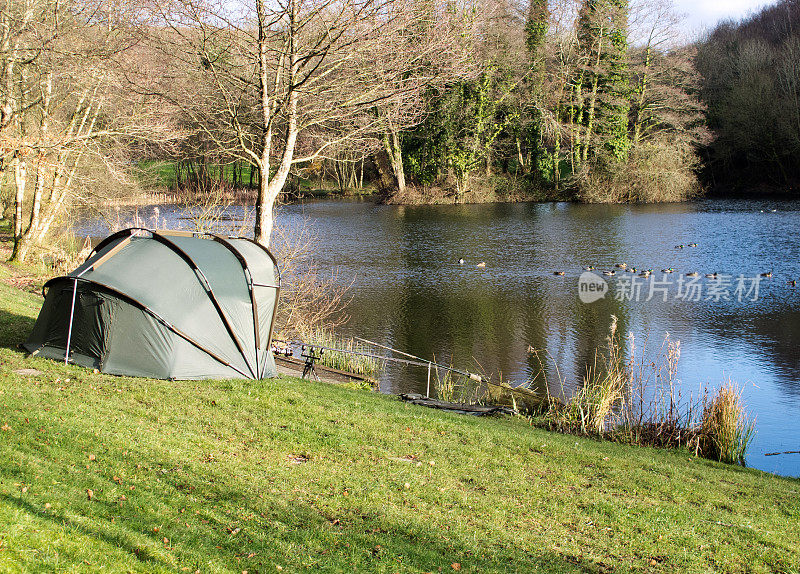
[699,305,800,400]
[283,200,800,409]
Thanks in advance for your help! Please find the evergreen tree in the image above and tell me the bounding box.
[573,0,631,167]
[523,0,550,178]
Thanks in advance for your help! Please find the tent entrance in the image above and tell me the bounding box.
[53,284,117,369]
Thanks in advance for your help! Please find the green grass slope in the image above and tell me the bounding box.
[1,262,799,573]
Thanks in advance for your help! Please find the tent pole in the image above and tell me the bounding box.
[426,362,432,398]
[64,278,79,364]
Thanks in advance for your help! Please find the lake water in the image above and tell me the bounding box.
[75,199,800,477]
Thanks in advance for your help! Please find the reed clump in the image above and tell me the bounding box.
[527,316,756,466]
[539,316,627,435]
[698,382,756,465]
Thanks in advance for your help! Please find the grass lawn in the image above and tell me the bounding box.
[0,254,799,573]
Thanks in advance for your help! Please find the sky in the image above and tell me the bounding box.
[674,0,776,34]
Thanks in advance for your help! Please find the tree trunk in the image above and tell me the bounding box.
[253,0,299,248]
[374,149,396,192]
[553,120,561,186]
[18,161,46,262]
[383,130,406,193]
[516,138,529,175]
[632,46,651,145]
[582,29,604,164]
[10,157,27,261]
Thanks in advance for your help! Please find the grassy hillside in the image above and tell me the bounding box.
[1,258,799,573]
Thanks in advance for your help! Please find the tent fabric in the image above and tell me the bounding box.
[24,228,281,380]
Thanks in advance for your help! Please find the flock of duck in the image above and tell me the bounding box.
[547,243,795,285]
[458,242,797,286]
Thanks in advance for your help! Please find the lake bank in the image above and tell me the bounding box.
[1,260,799,572]
[72,198,800,477]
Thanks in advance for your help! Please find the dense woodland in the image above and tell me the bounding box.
[1,0,799,260]
[696,0,800,192]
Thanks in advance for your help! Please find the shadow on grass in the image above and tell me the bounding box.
[0,493,170,571]
[0,484,593,574]
[0,412,596,574]
[0,308,35,349]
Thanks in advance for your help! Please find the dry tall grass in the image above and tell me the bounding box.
[698,382,756,464]
[578,139,702,204]
[528,316,756,466]
[432,364,486,405]
[553,316,627,434]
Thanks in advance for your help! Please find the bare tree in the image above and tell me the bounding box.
[1,0,178,261]
[147,0,479,246]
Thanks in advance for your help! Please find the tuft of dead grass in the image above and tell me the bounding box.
[698,382,756,465]
[528,316,756,466]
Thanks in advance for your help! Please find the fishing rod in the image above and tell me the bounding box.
[289,338,482,380]
[352,337,545,404]
[289,337,543,406]
[292,337,483,398]
[291,340,432,369]
[354,336,484,382]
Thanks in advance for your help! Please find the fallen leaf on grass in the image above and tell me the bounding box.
[87,489,94,501]
[1,423,10,432]
[88,454,96,461]
[451,563,461,570]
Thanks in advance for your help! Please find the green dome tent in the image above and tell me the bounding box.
[24,228,280,380]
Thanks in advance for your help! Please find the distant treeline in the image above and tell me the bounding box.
[375,0,709,205]
[696,0,800,194]
[115,0,800,203]
[161,0,714,206]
